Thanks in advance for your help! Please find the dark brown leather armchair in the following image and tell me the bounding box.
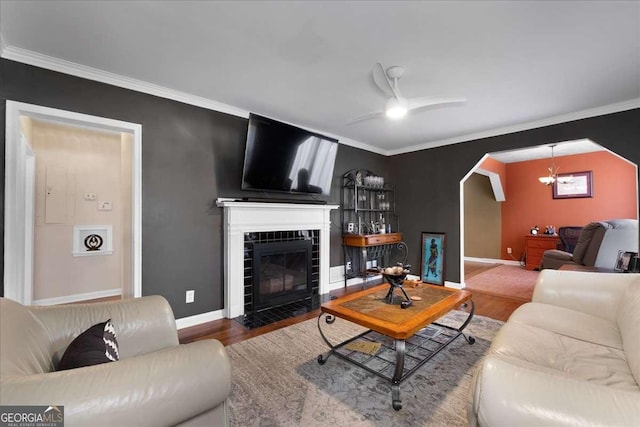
[541,219,638,270]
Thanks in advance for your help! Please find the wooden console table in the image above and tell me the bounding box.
[524,234,560,270]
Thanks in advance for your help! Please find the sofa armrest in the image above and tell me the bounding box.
[469,355,640,427]
[31,296,179,362]
[0,339,230,427]
[542,249,573,262]
[540,249,574,270]
[532,270,638,321]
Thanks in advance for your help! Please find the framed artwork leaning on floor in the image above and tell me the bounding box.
[421,232,446,286]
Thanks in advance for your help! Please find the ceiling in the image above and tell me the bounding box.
[489,139,605,164]
[1,1,639,156]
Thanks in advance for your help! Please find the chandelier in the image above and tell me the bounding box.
[538,144,572,186]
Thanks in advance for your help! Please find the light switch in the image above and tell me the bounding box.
[97,201,113,211]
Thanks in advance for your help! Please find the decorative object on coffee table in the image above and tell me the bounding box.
[421,232,446,285]
[380,263,412,308]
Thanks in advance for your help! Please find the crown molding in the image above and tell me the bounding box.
[338,137,388,155]
[1,43,250,119]
[388,98,640,156]
[2,40,636,158]
[0,42,383,154]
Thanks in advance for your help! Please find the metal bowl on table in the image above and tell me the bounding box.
[382,272,408,288]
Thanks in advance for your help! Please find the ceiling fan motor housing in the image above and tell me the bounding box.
[386,65,405,79]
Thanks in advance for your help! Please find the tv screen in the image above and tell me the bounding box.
[241,114,339,196]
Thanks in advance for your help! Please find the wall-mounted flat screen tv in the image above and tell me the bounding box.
[241,113,339,196]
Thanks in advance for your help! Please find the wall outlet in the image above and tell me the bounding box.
[97,201,112,211]
[507,247,512,254]
[84,193,97,201]
[185,290,195,303]
[346,261,352,271]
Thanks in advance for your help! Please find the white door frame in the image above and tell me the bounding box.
[4,100,142,304]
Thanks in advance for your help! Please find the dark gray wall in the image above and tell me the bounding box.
[388,109,640,283]
[2,59,637,315]
[0,59,385,317]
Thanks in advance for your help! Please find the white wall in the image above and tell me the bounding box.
[31,120,129,301]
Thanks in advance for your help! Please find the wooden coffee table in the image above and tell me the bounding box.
[317,282,474,410]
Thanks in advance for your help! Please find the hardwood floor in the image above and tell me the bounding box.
[179,262,526,346]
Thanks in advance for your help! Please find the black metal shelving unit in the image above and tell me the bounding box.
[341,169,402,287]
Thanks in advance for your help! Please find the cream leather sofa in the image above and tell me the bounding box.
[0,295,231,427]
[468,270,640,426]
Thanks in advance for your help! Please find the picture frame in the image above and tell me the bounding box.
[615,250,636,272]
[553,171,593,199]
[421,232,446,285]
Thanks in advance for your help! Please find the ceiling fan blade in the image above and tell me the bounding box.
[346,110,385,125]
[377,62,401,100]
[407,96,467,111]
[371,67,392,96]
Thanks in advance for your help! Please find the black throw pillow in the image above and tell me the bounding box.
[57,319,120,371]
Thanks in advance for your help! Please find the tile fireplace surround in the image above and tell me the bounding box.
[216,199,339,318]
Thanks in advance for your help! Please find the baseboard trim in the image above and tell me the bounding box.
[465,256,521,266]
[32,288,122,306]
[444,281,463,289]
[176,309,225,330]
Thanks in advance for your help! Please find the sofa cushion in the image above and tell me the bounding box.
[616,278,640,385]
[0,298,53,376]
[490,321,637,391]
[57,319,120,371]
[508,302,623,349]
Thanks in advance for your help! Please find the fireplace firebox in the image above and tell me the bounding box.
[253,240,312,310]
[242,230,320,327]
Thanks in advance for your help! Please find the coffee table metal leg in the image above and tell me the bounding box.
[317,312,336,365]
[459,300,476,345]
[392,339,406,411]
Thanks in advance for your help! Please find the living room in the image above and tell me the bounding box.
[1,2,639,426]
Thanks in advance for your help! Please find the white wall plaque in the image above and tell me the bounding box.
[73,225,113,256]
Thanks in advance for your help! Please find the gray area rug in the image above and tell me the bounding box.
[227,310,503,426]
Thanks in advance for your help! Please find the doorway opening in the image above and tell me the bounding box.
[459,139,638,293]
[4,101,142,304]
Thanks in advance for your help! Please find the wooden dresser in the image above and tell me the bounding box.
[524,235,561,270]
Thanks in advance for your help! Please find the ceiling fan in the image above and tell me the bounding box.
[349,62,467,124]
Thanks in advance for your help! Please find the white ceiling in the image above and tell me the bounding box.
[489,139,606,164]
[1,1,639,156]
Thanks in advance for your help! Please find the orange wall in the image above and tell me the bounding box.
[501,151,637,260]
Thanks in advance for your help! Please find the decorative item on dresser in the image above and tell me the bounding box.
[524,234,561,270]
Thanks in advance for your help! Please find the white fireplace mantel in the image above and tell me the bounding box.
[216,199,339,318]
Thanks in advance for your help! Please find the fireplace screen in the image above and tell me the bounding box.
[253,239,313,310]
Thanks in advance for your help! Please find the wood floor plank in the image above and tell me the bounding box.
[179,262,526,346]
